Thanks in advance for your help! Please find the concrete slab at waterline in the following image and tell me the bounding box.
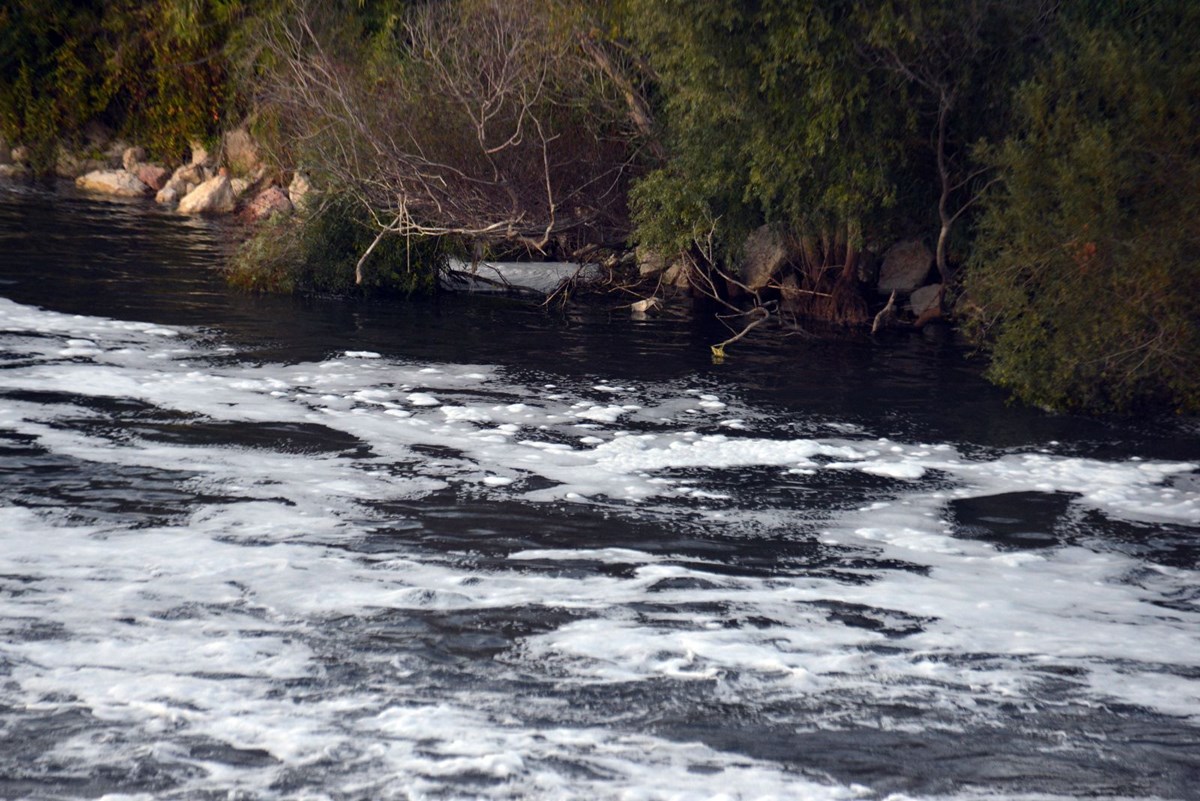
[441,258,600,295]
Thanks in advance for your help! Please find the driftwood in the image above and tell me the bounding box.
[871,290,901,334]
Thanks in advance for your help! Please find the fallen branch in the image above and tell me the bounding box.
[710,306,771,361]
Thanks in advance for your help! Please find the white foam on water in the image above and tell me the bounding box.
[1,297,1197,799]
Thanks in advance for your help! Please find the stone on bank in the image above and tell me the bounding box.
[178,175,236,214]
[877,239,933,294]
[75,170,151,198]
[245,186,293,221]
[136,164,170,191]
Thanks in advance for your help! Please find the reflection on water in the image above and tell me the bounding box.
[0,179,1198,800]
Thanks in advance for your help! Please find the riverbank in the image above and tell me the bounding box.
[2,133,952,347]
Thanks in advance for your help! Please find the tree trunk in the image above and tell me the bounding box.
[936,220,953,284]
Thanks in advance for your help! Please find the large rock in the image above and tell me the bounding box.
[121,146,146,172]
[223,127,260,175]
[173,163,209,185]
[136,163,170,191]
[878,240,933,294]
[740,224,792,292]
[0,164,30,180]
[75,169,151,197]
[10,145,29,164]
[157,180,184,204]
[155,164,206,204]
[189,140,212,167]
[909,283,943,317]
[245,186,292,221]
[662,261,692,289]
[288,171,312,209]
[636,246,667,277]
[177,175,235,214]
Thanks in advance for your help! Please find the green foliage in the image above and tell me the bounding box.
[626,1,904,261]
[228,195,444,296]
[0,0,246,167]
[965,1,1200,414]
[0,3,101,169]
[101,0,243,160]
[623,0,1044,267]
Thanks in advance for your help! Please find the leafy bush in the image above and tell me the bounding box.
[625,1,900,263]
[0,0,244,166]
[965,3,1200,413]
[228,195,444,296]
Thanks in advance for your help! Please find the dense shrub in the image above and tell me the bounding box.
[622,0,1048,325]
[0,0,246,166]
[228,195,445,295]
[965,2,1200,413]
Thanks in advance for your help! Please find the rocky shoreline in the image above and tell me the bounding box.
[0,127,299,225]
[1,128,947,332]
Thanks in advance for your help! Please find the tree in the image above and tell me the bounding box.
[0,0,245,167]
[626,0,910,325]
[965,1,1200,413]
[856,0,1053,285]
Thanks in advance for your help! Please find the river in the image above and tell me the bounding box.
[1,181,1198,800]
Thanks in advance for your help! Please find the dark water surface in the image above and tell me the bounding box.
[1,181,1198,800]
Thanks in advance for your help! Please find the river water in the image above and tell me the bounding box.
[1,181,1198,800]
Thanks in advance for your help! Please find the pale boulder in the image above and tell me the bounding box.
[173,163,208,185]
[178,175,235,214]
[122,146,145,172]
[157,179,187,205]
[189,140,211,166]
[223,127,260,175]
[75,169,150,197]
[156,164,205,204]
[878,240,933,294]
[909,283,943,317]
[636,246,667,277]
[288,171,312,209]
[662,261,692,289]
[740,224,793,291]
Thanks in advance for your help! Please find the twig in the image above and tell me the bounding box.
[710,307,771,361]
